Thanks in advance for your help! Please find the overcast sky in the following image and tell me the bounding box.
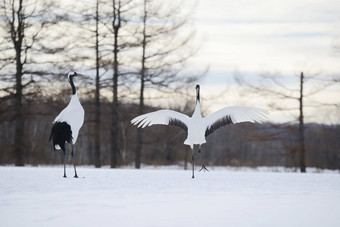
[185,0,340,123]
[191,0,340,76]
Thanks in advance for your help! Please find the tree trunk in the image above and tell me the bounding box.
[94,0,101,168]
[111,0,120,168]
[299,72,306,172]
[135,0,147,169]
[111,101,118,168]
[184,147,188,170]
[14,51,24,166]
[135,63,145,168]
[14,1,25,166]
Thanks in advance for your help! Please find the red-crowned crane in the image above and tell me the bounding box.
[131,84,269,178]
[49,72,85,178]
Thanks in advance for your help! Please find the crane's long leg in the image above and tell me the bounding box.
[191,147,195,178]
[71,144,79,178]
[63,150,67,178]
[198,145,209,172]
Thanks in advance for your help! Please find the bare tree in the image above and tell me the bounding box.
[134,0,196,168]
[74,0,123,168]
[110,0,121,168]
[94,0,102,168]
[236,71,335,172]
[66,0,136,168]
[109,0,132,167]
[134,0,147,169]
[298,72,306,172]
[0,0,60,166]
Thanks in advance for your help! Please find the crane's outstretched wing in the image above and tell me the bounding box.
[131,110,190,132]
[204,106,269,136]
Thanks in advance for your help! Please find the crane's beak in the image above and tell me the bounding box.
[74,73,86,77]
[74,73,89,79]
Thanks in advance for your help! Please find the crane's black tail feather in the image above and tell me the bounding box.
[49,122,73,151]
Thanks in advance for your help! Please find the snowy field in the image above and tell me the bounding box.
[1,166,340,227]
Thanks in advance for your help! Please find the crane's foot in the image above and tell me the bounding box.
[63,175,67,178]
[199,165,209,172]
[74,175,79,178]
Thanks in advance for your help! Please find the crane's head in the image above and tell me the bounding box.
[67,71,78,81]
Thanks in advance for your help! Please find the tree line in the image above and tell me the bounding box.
[0,97,339,170]
[1,0,339,171]
[0,0,196,168]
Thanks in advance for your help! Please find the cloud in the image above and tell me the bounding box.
[190,0,340,75]
[185,0,340,123]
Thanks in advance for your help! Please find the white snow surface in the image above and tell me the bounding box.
[1,166,340,227]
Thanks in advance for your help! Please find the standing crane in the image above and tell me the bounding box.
[131,84,269,178]
[49,72,85,178]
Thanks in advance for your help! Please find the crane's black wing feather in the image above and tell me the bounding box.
[204,106,269,137]
[169,118,188,132]
[49,121,73,152]
[205,115,233,137]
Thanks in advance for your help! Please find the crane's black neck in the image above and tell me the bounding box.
[196,89,200,103]
[69,75,76,95]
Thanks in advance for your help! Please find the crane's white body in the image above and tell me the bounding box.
[184,103,206,146]
[53,94,84,146]
[131,86,269,149]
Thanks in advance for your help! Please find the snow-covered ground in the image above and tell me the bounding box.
[1,166,340,227]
